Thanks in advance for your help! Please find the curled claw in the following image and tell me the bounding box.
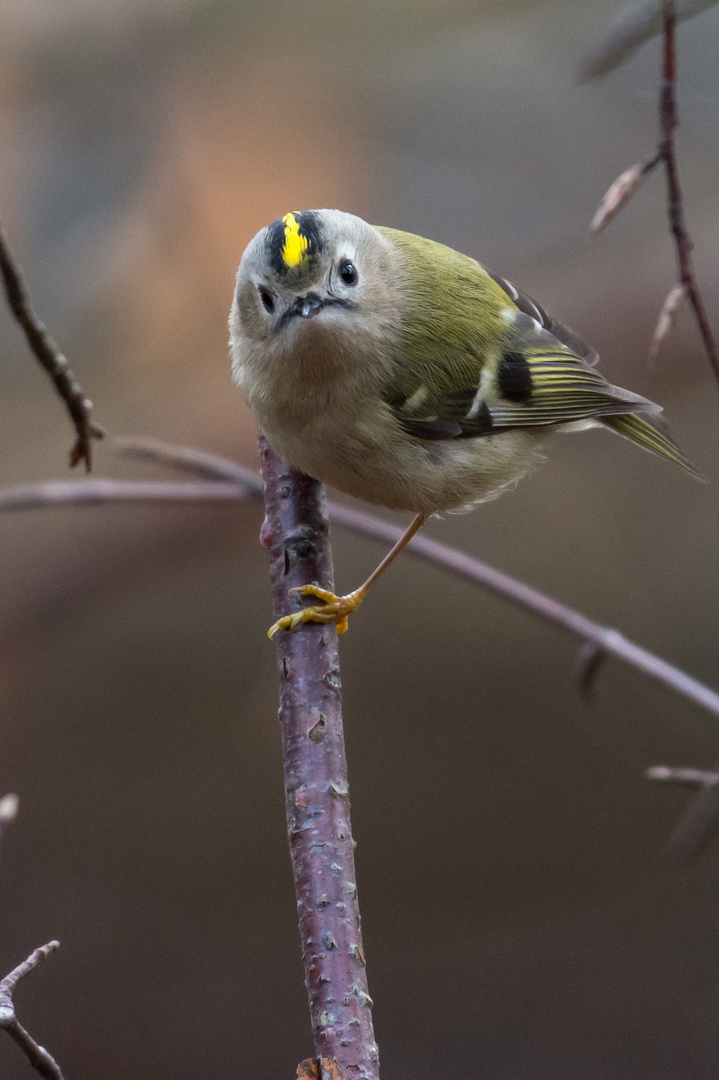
[267,585,365,639]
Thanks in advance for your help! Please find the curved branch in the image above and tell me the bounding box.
[0,221,103,471]
[1,447,718,724]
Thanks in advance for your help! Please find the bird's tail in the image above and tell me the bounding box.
[600,411,702,479]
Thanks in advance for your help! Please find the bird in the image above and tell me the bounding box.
[229,209,697,637]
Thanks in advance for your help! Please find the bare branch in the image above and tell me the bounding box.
[114,436,263,490]
[2,454,718,725]
[0,942,65,1080]
[260,438,379,1078]
[657,0,719,385]
[578,0,719,82]
[0,221,103,471]
[587,1,719,388]
[0,479,251,512]
[328,502,719,723]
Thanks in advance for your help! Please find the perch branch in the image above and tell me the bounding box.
[0,942,65,1080]
[2,441,718,725]
[259,437,379,1079]
[0,220,103,470]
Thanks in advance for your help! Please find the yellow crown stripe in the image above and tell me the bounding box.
[281,212,311,269]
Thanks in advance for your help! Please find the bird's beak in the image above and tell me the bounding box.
[291,292,324,320]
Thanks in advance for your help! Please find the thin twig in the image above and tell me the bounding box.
[259,438,379,1079]
[114,436,263,487]
[647,765,719,785]
[0,479,251,511]
[331,506,719,722]
[587,0,719,382]
[0,942,65,1080]
[656,0,719,382]
[1,450,718,724]
[0,220,103,471]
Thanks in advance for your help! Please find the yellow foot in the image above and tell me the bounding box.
[268,585,366,639]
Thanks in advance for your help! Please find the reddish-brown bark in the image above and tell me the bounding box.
[259,437,379,1080]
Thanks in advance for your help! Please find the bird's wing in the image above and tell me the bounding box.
[393,307,657,440]
[378,227,695,474]
[381,228,657,441]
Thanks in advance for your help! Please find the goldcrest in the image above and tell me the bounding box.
[229,209,695,635]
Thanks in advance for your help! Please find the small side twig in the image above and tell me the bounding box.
[647,763,719,859]
[0,942,65,1080]
[0,220,103,471]
[576,642,608,700]
[259,438,379,1078]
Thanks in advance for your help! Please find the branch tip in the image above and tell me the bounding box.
[0,941,61,1003]
[646,764,719,785]
[0,793,19,824]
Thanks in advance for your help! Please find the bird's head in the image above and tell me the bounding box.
[230,209,400,369]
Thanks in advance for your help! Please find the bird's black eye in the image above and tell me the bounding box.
[259,287,275,314]
[339,259,358,286]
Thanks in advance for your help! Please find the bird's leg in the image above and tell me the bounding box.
[268,513,427,638]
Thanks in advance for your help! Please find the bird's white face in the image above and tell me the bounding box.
[231,211,370,348]
[229,209,402,403]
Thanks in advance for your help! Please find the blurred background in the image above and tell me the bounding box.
[0,0,718,1076]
